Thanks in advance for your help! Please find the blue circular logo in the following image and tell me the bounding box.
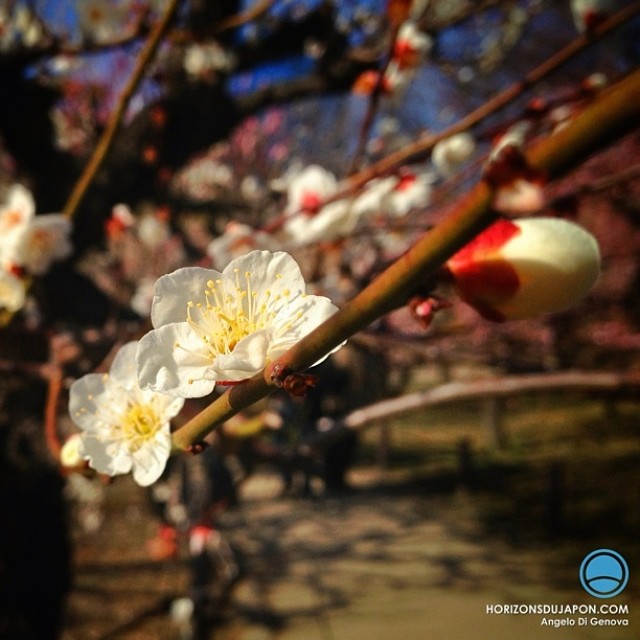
[579,549,629,598]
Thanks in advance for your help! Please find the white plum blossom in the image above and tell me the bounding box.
[382,61,413,94]
[381,171,434,217]
[0,184,72,274]
[0,184,34,264]
[183,42,237,79]
[447,217,601,321]
[393,21,433,69]
[351,171,434,221]
[69,341,184,486]
[285,165,338,215]
[130,277,157,317]
[493,178,544,214]
[283,168,433,245]
[136,250,340,398]
[76,0,134,44]
[137,209,171,249]
[0,269,25,314]
[0,4,43,50]
[283,199,358,246]
[490,121,532,159]
[171,155,234,202]
[282,164,364,245]
[17,214,73,275]
[352,22,431,98]
[348,178,396,219]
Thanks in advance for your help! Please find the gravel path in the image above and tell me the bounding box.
[63,465,640,640]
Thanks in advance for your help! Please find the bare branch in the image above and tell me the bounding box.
[344,369,640,429]
[61,0,182,220]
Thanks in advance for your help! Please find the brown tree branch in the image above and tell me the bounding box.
[61,0,182,220]
[343,370,640,429]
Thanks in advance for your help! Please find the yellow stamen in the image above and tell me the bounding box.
[177,271,304,360]
[121,403,161,452]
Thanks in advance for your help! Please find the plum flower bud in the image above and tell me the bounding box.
[446,217,600,321]
[59,433,86,469]
[393,21,433,70]
[432,133,475,178]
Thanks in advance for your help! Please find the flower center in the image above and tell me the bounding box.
[122,404,161,451]
[301,191,322,215]
[185,269,289,359]
[0,209,25,233]
[29,228,52,253]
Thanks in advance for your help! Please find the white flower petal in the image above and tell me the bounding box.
[284,200,357,246]
[68,373,127,432]
[139,388,186,420]
[499,217,600,318]
[286,165,337,215]
[152,267,221,328]
[82,435,133,476]
[0,184,35,234]
[136,323,216,398]
[131,428,172,486]
[109,342,140,390]
[59,433,86,468]
[224,249,305,298]
[0,270,26,313]
[20,214,72,275]
[268,294,340,362]
[211,330,271,380]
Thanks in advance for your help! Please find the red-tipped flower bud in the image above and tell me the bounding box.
[446,217,601,321]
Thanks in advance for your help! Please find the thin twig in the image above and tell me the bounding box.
[348,24,400,174]
[44,364,63,460]
[62,0,182,220]
[212,0,275,33]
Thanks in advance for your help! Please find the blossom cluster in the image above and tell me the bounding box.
[0,185,72,317]
[353,20,433,96]
[281,164,434,246]
[78,203,187,317]
[68,249,341,485]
